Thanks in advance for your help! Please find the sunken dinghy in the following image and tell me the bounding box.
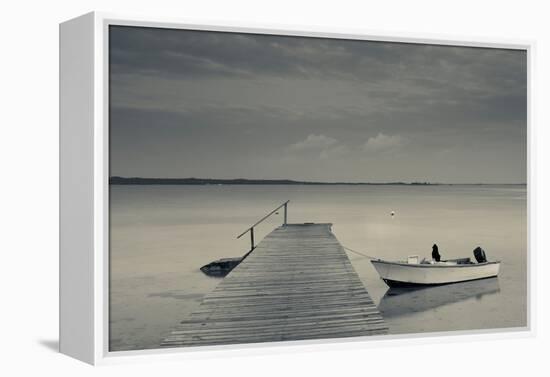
[200,257,243,277]
[371,247,500,287]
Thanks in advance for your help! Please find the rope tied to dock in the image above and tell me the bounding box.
[342,245,380,261]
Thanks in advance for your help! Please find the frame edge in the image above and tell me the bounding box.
[59,11,96,365]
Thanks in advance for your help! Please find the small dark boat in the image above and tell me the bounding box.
[200,257,243,277]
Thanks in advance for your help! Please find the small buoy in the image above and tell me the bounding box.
[390,211,395,217]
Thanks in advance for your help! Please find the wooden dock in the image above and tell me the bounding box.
[161,223,387,347]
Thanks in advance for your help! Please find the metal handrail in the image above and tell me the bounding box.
[237,200,289,252]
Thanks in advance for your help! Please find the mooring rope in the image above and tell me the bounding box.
[342,245,380,261]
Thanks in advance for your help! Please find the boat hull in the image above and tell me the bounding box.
[371,259,500,286]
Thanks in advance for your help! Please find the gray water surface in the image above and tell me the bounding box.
[109,185,527,351]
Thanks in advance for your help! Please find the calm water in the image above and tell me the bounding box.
[109,185,527,351]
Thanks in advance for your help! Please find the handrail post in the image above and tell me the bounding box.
[250,227,255,251]
[237,200,289,244]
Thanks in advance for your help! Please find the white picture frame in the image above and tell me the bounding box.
[59,11,534,365]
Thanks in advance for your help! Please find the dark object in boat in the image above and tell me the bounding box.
[473,247,487,263]
[200,257,243,277]
[432,244,441,262]
[447,257,473,264]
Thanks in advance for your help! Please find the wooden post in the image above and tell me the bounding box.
[250,227,255,251]
[284,202,288,226]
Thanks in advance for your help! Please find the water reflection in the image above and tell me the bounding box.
[378,278,500,319]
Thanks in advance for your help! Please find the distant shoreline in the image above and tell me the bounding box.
[109,177,526,186]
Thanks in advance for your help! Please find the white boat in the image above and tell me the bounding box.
[371,253,500,287]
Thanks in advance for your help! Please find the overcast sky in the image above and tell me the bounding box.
[109,26,527,183]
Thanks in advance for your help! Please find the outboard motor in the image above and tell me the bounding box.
[473,246,487,263]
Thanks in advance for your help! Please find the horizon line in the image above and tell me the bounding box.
[109,176,527,185]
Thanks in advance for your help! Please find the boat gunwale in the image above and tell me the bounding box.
[382,275,499,287]
[371,259,501,268]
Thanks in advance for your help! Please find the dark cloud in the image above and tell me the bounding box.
[109,25,527,183]
[110,26,397,80]
[110,26,525,86]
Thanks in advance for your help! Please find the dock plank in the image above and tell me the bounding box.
[161,223,387,348]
